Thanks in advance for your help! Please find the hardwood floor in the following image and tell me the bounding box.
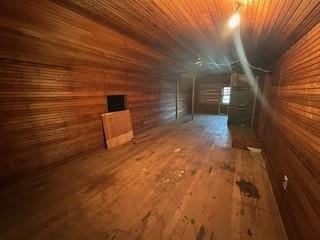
[0,115,287,240]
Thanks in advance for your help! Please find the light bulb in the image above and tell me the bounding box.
[228,12,240,29]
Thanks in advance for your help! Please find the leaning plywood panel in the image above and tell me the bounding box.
[101,110,133,149]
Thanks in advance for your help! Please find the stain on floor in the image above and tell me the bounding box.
[142,211,151,222]
[219,162,235,172]
[191,169,197,176]
[236,179,261,199]
[196,225,206,240]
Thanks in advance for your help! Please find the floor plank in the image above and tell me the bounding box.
[0,115,287,240]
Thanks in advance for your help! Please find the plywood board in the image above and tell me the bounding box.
[101,110,133,149]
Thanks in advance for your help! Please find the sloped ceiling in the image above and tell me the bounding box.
[52,0,319,74]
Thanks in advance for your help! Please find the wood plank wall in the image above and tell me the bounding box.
[259,23,320,240]
[195,74,230,114]
[255,74,270,138]
[177,77,193,119]
[0,0,178,187]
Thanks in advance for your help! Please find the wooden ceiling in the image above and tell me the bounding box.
[51,0,319,74]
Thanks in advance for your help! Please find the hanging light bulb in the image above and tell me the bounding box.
[228,12,240,29]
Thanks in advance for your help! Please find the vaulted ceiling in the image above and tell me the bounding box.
[52,0,319,74]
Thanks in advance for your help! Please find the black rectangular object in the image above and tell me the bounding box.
[107,95,127,112]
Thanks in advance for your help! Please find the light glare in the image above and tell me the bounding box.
[228,12,240,29]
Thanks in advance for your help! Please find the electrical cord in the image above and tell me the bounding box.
[206,58,272,73]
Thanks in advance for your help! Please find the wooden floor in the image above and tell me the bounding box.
[0,115,287,240]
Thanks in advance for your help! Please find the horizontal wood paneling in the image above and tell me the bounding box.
[51,0,319,73]
[0,0,177,186]
[195,74,230,114]
[177,77,193,119]
[260,23,320,240]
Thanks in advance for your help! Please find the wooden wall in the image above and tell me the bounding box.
[259,23,320,240]
[228,73,255,125]
[0,0,177,186]
[177,77,193,119]
[195,74,230,114]
[252,74,266,134]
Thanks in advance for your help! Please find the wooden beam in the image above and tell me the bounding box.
[191,70,197,121]
[251,76,259,127]
[176,79,179,119]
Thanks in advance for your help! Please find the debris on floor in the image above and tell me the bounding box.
[182,216,188,224]
[174,169,185,177]
[174,148,181,153]
[181,216,196,225]
[247,147,262,153]
[232,137,262,151]
[161,177,170,184]
[156,167,186,189]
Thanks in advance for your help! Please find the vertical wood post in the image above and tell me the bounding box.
[192,70,197,121]
[176,79,179,119]
[251,76,259,127]
[227,73,234,119]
